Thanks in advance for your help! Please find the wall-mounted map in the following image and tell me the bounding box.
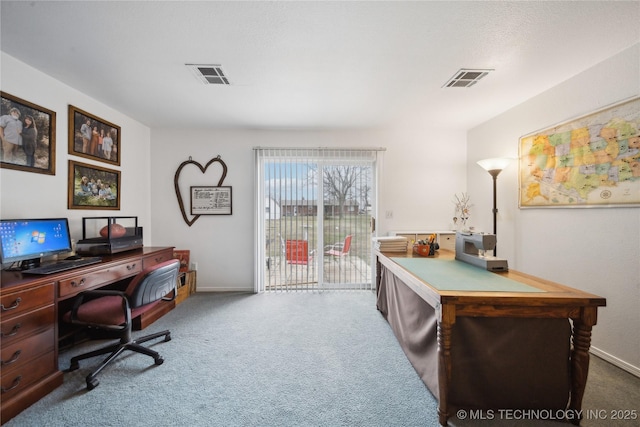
[519,96,640,208]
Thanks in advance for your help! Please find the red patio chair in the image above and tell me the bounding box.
[324,235,352,260]
[286,240,311,265]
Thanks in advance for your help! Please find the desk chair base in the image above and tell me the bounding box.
[68,329,171,390]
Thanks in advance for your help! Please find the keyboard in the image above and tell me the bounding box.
[22,257,102,275]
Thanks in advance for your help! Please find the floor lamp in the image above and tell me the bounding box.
[476,158,511,256]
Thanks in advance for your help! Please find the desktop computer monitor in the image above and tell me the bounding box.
[0,218,72,269]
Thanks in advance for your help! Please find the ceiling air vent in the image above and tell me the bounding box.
[443,68,493,88]
[186,64,230,85]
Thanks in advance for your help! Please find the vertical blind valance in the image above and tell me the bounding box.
[253,147,385,163]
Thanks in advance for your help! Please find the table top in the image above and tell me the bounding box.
[389,257,544,293]
[1,246,172,292]
[376,248,606,310]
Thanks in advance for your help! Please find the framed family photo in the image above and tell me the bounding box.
[68,160,121,210]
[0,91,56,175]
[68,105,120,166]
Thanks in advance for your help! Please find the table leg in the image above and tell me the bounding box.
[437,304,456,426]
[569,307,598,426]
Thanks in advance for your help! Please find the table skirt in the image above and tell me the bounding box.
[377,265,572,410]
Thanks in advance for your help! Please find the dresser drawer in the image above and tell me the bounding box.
[1,328,55,371]
[0,305,55,347]
[0,283,54,320]
[0,351,56,401]
[143,249,174,269]
[59,260,142,299]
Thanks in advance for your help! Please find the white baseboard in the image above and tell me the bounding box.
[195,286,254,293]
[590,346,640,378]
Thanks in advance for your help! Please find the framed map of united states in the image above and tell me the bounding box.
[519,96,640,208]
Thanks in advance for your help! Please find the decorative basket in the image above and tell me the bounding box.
[413,243,437,257]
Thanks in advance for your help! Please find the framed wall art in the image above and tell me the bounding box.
[173,249,191,272]
[519,96,640,208]
[68,160,121,210]
[68,105,120,166]
[0,91,56,175]
[190,186,232,215]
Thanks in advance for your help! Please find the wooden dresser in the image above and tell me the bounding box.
[0,246,174,424]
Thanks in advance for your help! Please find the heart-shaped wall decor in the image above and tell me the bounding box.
[174,155,228,226]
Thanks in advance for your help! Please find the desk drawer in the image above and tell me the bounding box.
[0,283,54,320]
[0,305,55,347]
[59,260,142,299]
[0,351,56,401]
[1,328,55,371]
[143,249,174,269]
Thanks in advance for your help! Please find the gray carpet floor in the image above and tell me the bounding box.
[5,292,639,427]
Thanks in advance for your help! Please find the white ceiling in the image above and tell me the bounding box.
[1,1,639,131]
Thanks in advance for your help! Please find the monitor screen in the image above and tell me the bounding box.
[0,218,72,266]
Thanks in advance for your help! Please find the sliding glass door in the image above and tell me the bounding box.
[254,148,383,292]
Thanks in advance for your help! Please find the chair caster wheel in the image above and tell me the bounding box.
[155,356,164,365]
[164,333,171,342]
[68,362,79,372]
[86,378,99,391]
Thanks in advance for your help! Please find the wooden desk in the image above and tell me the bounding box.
[0,246,174,424]
[375,249,606,426]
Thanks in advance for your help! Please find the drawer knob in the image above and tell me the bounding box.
[0,297,22,312]
[127,263,137,271]
[1,375,22,393]
[0,323,21,338]
[1,350,22,366]
[71,278,86,288]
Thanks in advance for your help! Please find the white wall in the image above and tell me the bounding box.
[0,53,153,246]
[467,44,640,375]
[149,127,467,291]
[6,42,636,375]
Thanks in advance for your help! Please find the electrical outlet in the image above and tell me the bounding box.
[190,262,198,271]
[385,210,393,219]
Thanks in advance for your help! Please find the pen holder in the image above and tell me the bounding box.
[413,242,438,257]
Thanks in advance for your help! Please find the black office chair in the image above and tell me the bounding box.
[63,259,180,390]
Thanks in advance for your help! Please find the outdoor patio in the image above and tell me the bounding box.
[264,253,373,291]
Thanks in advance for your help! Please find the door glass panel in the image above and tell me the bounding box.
[263,162,373,291]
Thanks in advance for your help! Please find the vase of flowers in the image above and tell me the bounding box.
[453,192,472,231]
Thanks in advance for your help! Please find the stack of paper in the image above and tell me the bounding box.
[373,236,409,252]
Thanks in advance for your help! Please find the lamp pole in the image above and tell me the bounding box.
[488,169,500,256]
[476,158,511,257]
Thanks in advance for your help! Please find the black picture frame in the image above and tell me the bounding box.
[0,91,56,175]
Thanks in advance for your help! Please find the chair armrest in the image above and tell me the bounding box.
[161,291,176,302]
[324,243,344,252]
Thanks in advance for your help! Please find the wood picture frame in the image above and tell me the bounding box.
[0,91,56,175]
[68,160,121,210]
[190,186,232,215]
[68,105,120,166]
[173,249,191,272]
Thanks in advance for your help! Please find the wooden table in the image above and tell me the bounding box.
[375,249,606,426]
[1,246,174,424]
